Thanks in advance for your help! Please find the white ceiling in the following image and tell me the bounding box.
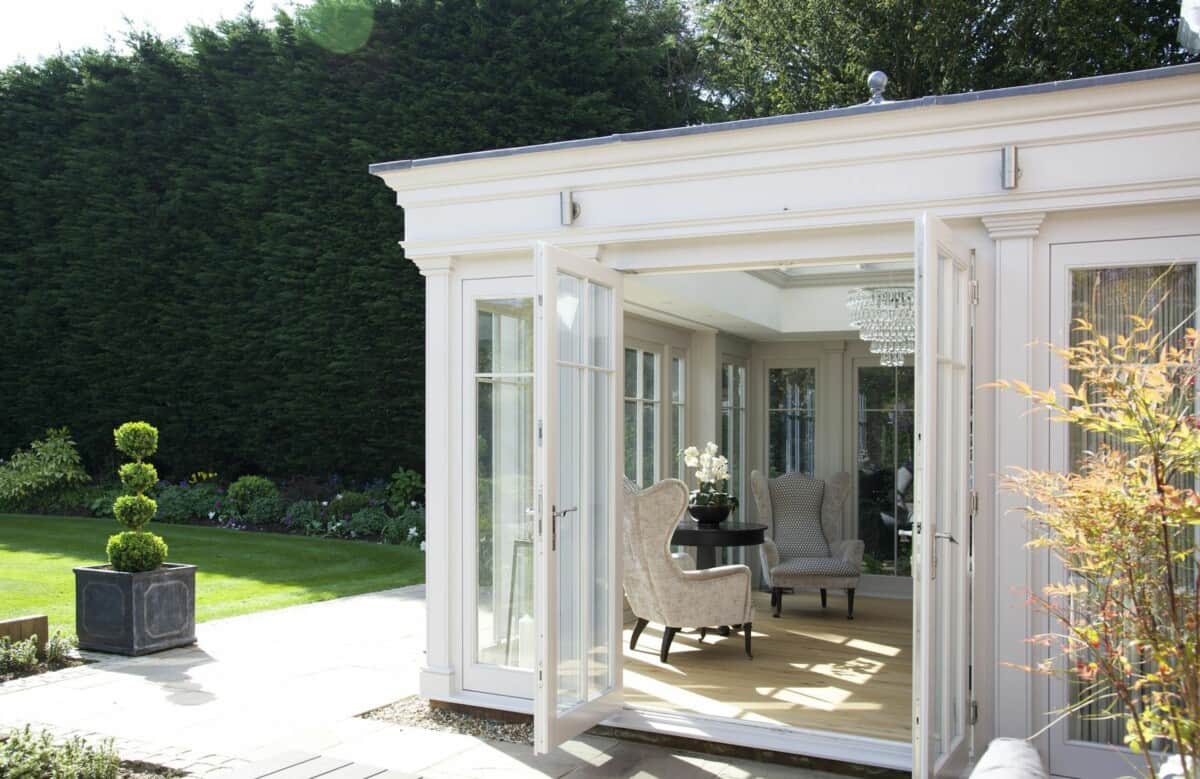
[624,264,914,340]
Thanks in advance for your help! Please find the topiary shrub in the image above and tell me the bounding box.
[242,494,285,526]
[106,421,167,573]
[106,531,168,573]
[227,475,279,515]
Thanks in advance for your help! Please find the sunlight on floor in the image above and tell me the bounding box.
[621,591,912,741]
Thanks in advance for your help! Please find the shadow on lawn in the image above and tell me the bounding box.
[0,514,424,595]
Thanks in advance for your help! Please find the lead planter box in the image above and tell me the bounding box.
[74,563,196,655]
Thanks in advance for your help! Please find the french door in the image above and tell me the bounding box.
[532,242,625,753]
[1046,236,1200,778]
[913,213,975,777]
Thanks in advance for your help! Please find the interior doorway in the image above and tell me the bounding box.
[616,261,917,749]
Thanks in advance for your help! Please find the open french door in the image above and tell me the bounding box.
[913,213,975,778]
[532,241,625,754]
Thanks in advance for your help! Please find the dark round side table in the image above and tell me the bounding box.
[671,518,767,570]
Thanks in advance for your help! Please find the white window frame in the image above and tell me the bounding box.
[720,358,748,523]
[762,358,819,480]
[669,347,688,479]
[460,276,536,700]
[624,339,663,487]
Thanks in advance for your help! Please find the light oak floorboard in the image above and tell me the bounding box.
[622,590,912,742]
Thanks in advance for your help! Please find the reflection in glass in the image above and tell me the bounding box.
[767,367,816,478]
[475,299,534,669]
[855,366,915,577]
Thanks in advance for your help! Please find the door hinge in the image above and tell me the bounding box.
[537,662,544,687]
[537,293,544,307]
[970,699,979,726]
[969,279,980,306]
[969,489,979,516]
[537,420,543,447]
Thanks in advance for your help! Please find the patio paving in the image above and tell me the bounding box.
[0,585,850,778]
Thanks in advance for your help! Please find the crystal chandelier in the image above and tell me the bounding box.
[847,287,915,367]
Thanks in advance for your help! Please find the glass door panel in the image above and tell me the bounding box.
[913,212,973,778]
[855,366,915,577]
[463,286,536,699]
[533,242,623,754]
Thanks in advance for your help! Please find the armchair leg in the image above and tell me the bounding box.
[630,618,649,650]
[820,588,827,608]
[772,588,783,618]
[744,622,753,659]
[660,627,679,663]
[699,626,707,642]
[847,588,856,620]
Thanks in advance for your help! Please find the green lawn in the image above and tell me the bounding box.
[0,514,425,637]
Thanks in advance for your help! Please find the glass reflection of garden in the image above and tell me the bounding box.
[856,367,915,577]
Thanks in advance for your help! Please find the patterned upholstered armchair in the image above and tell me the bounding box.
[749,470,861,619]
[622,478,755,662]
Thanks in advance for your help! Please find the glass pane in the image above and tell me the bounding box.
[589,283,612,369]
[670,357,684,403]
[641,402,658,486]
[642,351,657,400]
[557,274,584,364]
[670,405,684,479]
[477,298,533,374]
[590,371,613,695]
[721,364,732,406]
[475,376,534,668]
[1066,263,1196,745]
[623,401,637,482]
[556,362,584,710]
[854,367,915,578]
[624,348,637,398]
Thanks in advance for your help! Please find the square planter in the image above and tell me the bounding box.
[74,563,196,655]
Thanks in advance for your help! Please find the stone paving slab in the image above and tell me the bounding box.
[0,585,849,778]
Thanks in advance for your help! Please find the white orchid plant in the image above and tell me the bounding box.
[682,442,736,508]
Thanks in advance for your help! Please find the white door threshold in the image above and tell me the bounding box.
[603,705,912,772]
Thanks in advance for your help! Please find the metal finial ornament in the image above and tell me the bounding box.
[867,71,889,104]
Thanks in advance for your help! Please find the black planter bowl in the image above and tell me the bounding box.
[74,563,196,655]
[688,504,732,527]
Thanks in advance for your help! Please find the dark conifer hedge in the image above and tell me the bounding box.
[0,0,700,480]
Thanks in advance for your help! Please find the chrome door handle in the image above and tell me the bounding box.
[898,529,914,539]
[935,531,958,544]
[554,505,578,518]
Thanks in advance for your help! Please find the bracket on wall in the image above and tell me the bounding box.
[560,190,581,225]
[1001,145,1020,190]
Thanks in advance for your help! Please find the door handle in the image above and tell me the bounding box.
[935,531,958,544]
[550,505,577,552]
[898,529,914,539]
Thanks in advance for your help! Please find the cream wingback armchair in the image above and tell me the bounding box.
[622,478,755,663]
[750,470,861,619]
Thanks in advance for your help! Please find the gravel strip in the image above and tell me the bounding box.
[120,760,185,778]
[361,696,533,746]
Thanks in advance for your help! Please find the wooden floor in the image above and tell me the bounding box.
[622,590,912,742]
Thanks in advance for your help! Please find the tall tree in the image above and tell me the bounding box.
[0,0,700,480]
[698,0,1199,117]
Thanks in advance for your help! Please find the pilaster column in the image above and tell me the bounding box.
[417,256,456,700]
[981,213,1045,740]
